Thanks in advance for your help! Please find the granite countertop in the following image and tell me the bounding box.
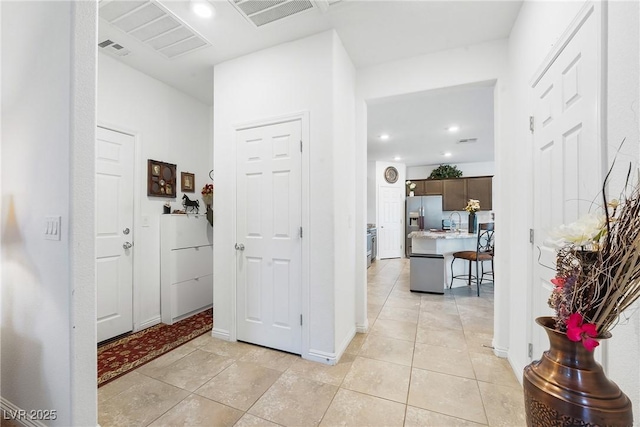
[408,230,476,239]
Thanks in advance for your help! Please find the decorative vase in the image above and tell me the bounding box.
[409,191,414,197]
[523,317,632,427]
[206,205,213,226]
[468,212,476,233]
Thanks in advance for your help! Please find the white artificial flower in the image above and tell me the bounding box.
[546,212,606,247]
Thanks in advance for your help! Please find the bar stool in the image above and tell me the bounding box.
[449,222,494,296]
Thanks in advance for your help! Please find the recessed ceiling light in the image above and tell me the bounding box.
[191,0,214,18]
[394,156,401,161]
[447,126,459,132]
[379,134,390,140]
[444,152,452,157]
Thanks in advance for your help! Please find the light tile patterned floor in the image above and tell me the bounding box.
[98,258,526,427]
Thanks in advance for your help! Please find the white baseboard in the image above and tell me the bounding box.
[355,320,369,334]
[137,316,161,332]
[507,353,525,386]
[212,328,230,341]
[305,348,337,365]
[492,338,509,358]
[304,325,357,366]
[1,397,47,427]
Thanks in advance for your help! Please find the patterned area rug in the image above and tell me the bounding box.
[98,308,213,387]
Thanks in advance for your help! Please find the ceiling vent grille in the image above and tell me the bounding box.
[99,0,210,59]
[229,0,316,28]
[98,39,132,57]
[457,138,478,144]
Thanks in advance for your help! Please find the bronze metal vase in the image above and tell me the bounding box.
[523,317,633,426]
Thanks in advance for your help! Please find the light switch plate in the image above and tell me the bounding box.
[44,216,61,241]
[141,215,150,227]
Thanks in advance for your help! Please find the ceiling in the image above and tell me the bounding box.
[98,0,522,105]
[367,82,496,167]
[98,1,518,168]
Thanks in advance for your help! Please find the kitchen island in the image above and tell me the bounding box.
[408,230,478,289]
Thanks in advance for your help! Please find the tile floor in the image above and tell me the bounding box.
[99,258,526,427]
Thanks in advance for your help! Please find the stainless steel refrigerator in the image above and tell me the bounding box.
[406,195,443,256]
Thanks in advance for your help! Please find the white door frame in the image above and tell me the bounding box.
[97,122,144,332]
[227,111,311,359]
[526,1,606,364]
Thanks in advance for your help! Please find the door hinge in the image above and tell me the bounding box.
[300,314,303,325]
[528,343,533,358]
[529,228,534,244]
[299,227,303,238]
[529,116,535,133]
[300,140,302,152]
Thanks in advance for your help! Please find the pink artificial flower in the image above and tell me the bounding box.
[551,277,566,288]
[566,313,599,351]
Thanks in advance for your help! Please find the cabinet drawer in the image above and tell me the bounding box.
[171,275,213,320]
[172,245,212,284]
[174,215,210,249]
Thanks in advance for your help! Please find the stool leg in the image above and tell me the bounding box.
[450,258,455,289]
[476,259,480,296]
[467,260,472,286]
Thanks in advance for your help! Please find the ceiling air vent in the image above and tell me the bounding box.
[98,38,132,57]
[457,138,478,144]
[229,0,316,28]
[99,0,210,59]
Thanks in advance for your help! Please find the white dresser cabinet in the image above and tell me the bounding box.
[161,214,213,324]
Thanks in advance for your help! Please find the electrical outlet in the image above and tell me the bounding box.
[44,216,61,241]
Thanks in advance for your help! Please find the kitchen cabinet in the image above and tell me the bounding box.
[408,180,425,196]
[407,179,443,196]
[408,176,493,211]
[466,177,493,210]
[424,180,443,195]
[442,179,467,211]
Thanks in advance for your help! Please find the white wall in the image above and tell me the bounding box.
[407,161,494,180]
[98,53,213,330]
[213,30,356,361]
[1,1,97,425]
[604,0,640,415]
[367,161,376,224]
[356,38,508,345]
[503,0,640,417]
[332,35,357,351]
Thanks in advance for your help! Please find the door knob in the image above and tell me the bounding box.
[123,242,133,249]
[235,243,245,251]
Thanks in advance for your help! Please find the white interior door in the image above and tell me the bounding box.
[236,119,302,354]
[531,3,602,359]
[378,186,404,259]
[96,127,134,343]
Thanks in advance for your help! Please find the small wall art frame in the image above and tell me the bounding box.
[181,172,195,193]
[147,159,177,198]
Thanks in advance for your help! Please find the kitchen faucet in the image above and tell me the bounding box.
[449,211,462,232]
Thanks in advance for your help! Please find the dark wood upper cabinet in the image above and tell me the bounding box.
[424,180,443,195]
[411,180,426,196]
[466,177,493,210]
[442,179,467,211]
[407,176,493,211]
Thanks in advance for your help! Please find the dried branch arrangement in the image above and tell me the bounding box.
[547,160,640,350]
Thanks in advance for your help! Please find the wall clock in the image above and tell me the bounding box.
[384,166,399,183]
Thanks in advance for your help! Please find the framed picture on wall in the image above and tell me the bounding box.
[181,172,195,193]
[147,159,177,198]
